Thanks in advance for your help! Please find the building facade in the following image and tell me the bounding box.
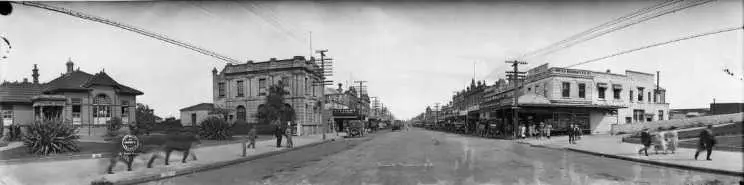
[212,56,325,135]
[480,63,669,134]
[179,103,214,126]
[0,60,142,130]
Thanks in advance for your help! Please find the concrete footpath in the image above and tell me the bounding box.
[517,134,743,177]
[0,133,346,185]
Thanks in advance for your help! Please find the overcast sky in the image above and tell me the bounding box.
[0,0,742,119]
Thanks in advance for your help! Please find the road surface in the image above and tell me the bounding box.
[146,128,742,185]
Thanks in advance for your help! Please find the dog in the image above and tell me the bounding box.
[105,133,201,174]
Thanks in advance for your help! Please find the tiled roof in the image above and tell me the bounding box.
[180,103,214,111]
[43,70,93,92]
[0,82,46,103]
[43,71,143,95]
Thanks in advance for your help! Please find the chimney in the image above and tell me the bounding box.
[606,69,611,73]
[66,58,74,74]
[270,58,277,62]
[23,78,28,83]
[32,64,39,84]
[656,71,660,91]
[337,83,343,92]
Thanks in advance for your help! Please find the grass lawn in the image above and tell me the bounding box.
[0,141,117,160]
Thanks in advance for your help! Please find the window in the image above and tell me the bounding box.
[236,106,246,121]
[121,100,129,118]
[629,90,634,102]
[1,105,12,125]
[633,109,645,122]
[218,82,226,97]
[613,87,621,99]
[527,87,532,92]
[625,117,632,124]
[598,87,606,99]
[258,78,267,96]
[191,113,197,126]
[658,110,664,121]
[535,85,539,93]
[647,92,651,103]
[562,82,570,98]
[237,80,244,97]
[282,76,290,95]
[637,87,644,102]
[578,83,586,98]
[305,77,309,95]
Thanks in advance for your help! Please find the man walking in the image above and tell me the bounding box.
[638,128,651,156]
[545,122,552,139]
[247,126,257,149]
[285,121,294,148]
[274,120,284,148]
[694,125,716,160]
[568,124,575,144]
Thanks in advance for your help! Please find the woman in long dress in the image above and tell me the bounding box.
[665,130,679,154]
[653,128,668,154]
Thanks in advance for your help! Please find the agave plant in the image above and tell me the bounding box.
[23,120,80,155]
[199,117,232,140]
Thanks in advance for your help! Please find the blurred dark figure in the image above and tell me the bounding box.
[694,125,716,160]
[274,120,284,148]
[638,128,651,156]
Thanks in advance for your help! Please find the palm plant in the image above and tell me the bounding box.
[23,120,80,155]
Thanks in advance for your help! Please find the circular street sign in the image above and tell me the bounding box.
[0,35,10,61]
[121,134,140,154]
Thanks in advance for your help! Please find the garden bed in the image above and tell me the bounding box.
[0,141,116,160]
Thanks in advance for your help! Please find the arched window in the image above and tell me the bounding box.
[236,106,246,121]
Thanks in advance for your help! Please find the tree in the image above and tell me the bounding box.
[135,103,157,134]
[255,80,295,128]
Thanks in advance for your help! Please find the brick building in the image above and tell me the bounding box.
[210,56,324,135]
[1,60,142,134]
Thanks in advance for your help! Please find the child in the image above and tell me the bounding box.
[247,126,257,149]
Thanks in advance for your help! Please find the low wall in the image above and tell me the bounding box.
[611,112,743,134]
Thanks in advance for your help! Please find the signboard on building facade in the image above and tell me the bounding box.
[527,63,549,76]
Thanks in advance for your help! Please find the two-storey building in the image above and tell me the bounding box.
[210,56,324,136]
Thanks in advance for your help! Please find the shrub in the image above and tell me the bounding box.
[105,117,123,137]
[199,117,232,140]
[23,121,80,155]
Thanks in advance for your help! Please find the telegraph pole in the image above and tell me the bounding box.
[315,49,333,140]
[505,60,527,138]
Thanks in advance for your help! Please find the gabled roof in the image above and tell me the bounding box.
[180,103,214,111]
[43,71,143,95]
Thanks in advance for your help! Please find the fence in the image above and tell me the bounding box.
[611,112,743,134]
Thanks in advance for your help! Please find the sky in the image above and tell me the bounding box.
[0,0,742,120]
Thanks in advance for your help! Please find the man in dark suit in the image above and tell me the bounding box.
[638,128,651,156]
[274,120,284,148]
[694,125,716,160]
[568,124,575,144]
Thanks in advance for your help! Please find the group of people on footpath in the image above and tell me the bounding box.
[518,121,553,140]
[637,125,716,160]
[567,124,583,144]
[273,120,294,148]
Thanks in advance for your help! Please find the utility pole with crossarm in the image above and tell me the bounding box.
[505,60,527,138]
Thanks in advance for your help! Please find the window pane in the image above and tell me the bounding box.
[237,80,244,97]
[562,82,570,97]
[578,83,585,98]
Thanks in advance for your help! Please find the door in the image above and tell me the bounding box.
[191,113,197,126]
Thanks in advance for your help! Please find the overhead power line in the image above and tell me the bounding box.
[520,0,716,61]
[13,1,241,64]
[563,26,743,68]
[520,0,683,60]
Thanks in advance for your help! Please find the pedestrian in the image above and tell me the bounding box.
[574,123,582,141]
[519,124,527,139]
[285,121,294,148]
[545,122,552,139]
[694,125,716,160]
[653,127,667,154]
[665,128,678,154]
[247,126,257,149]
[638,128,651,156]
[274,120,283,148]
[568,124,575,144]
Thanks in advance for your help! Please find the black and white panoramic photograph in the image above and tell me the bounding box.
[0,0,742,185]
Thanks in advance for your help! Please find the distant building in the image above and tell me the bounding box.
[324,83,370,132]
[710,103,744,115]
[211,56,324,136]
[0,59,143,129]
[669,108,709,119]
[179,103,214,126]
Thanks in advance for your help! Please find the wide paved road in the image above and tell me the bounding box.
[146,128,742,185]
